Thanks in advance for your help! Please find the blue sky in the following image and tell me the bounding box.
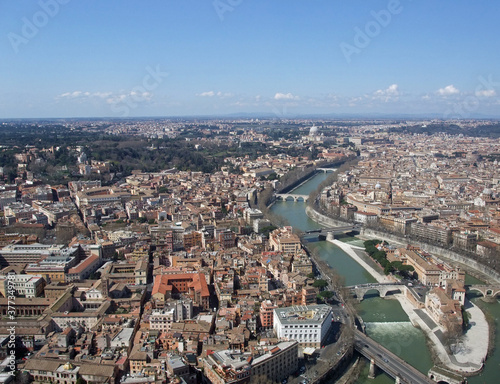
[1,0,500,118]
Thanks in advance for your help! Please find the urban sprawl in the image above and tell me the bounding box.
[0,119,499,384]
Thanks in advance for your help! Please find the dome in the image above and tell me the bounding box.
[375,183,381,189]
[309,125,318,135]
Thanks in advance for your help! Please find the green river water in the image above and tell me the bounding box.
[270,172,500,384]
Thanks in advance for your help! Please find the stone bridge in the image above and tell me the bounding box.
[428,366,466,384]
[466,284,500,300]
[348,283,406,301]
[275,193,309,202]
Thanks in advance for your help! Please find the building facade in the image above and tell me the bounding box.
[273,305,333,348]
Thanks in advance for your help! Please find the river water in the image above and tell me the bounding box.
[270,172,500,384]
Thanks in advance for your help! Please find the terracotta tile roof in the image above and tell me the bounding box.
[152,272,209,297]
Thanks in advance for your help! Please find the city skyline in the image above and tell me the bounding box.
[2,0,500,118]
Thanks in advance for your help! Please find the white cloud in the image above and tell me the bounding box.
[93,92,112,98]
[274,92,299,100]
[105,91,153,105]
[198,91,215,97]
[216,91,234,98]
[373,84,400,102]
[475,89,496,97]
[197,91,233,98]
[57,91,119,100]
[58,91,83,99]
[437,85,460,96]
[377,84,399,96]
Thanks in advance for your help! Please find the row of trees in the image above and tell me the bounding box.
[363,240,414,277]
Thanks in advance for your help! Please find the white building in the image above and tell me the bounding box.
[0,274,45,298]
[273,305,333,348]
[149,300,193,332]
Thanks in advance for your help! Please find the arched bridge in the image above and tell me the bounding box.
[466,284,500,299]
[348,283,405,301]
[305,224,361,235]
[275,193,309,202]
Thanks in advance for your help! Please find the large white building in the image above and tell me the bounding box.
[203,340,298,384]
[0,274,45,298]
[149,300,193,331]
[273,304,333,348]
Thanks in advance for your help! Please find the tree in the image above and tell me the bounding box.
[312,279,328,289]
[384,263,394,275]
[461,305,471,330]
[318,291,334,300]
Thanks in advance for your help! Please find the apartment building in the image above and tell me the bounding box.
[396,248,441,286]
[0,273,45,298]
[149,300,193,332]
[203,341,299,384]
[269,227,301,255]
[259,300,277,329]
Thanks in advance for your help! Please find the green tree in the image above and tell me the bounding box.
[384,263,394,275]
[319,291,333,299]
[312,279,328,289]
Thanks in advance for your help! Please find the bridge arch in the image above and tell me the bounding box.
[467,286,500,298]
[353,284,404,301]
[358,288,382,300]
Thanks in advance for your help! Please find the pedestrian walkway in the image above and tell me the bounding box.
[329,239,390,283]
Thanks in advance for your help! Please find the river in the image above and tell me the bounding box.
[270,171,500,384]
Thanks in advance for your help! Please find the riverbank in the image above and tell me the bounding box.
[328,239,390,284]
[332,239,488,374]
[306,205,500,284]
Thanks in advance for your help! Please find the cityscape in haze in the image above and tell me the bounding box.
[1,2,500,384]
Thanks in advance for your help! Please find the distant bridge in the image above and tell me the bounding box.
[348,283,405,301]
[304,224,362,237]
[316,168,336,173]
[275,193,310,202]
